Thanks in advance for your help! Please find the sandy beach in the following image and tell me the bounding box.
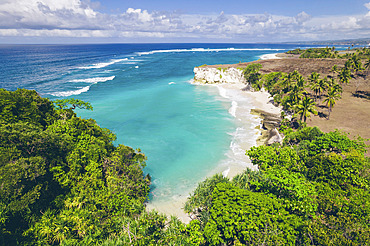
[146,77,282,223]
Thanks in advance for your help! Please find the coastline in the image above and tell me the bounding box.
[146,82,282,224]
[146,54,283,223]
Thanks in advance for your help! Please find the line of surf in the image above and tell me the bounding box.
[70,76,115,83]
[78,58,128,69]
[50,86,91,97]
[50,75,115,97]
[138,48,285,55]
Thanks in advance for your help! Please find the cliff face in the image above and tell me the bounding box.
[193,67,246,84]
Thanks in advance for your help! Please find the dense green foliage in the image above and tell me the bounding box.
[243,64,263,91]
[286,48,304,55]
[285,47,339,58]
[299,47,338,59]
[186,127,369,245]
[0,89,154,245]
[287,46,370,61]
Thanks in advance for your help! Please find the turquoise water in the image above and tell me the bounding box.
[0,43,306,203]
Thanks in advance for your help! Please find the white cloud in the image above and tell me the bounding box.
[0,0,100,30]
[365,2,370,10]
[0,1,369,42]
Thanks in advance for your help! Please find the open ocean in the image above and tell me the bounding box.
[1,43,311,204]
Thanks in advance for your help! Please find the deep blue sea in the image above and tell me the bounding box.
[0,43,319,208]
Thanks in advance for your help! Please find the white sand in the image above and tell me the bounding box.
[260,53,282,60]
[146,196,191,223]
[218,82,281,115]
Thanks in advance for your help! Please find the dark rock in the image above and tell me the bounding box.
[251,108,284,145]
[266,128,284,145]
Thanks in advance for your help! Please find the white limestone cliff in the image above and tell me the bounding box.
[193,67,246,84]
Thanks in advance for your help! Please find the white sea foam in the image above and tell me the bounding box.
[209,84,262,175]
[169,82,176,85]
[135,66,139,68]
[50,86,90,97]
[79,58,127,69]
[216,85,229,99]
[222,167,230,177]
[70,76,115,83]
[137,48,284,56]
[229,101,238,117]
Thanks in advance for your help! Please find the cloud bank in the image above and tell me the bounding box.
[1,0,370,42]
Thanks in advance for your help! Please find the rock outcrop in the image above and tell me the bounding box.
[193,67,246,84]
[251,109,283,145]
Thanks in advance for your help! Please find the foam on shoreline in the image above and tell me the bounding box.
[211,83,281,178]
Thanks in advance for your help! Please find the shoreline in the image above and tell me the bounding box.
[146,62,283,223]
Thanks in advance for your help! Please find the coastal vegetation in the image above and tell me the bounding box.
[286,47,370,60]
[0,89,155,244]
[185,127,369,245]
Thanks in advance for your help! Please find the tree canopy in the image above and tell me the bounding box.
[185,127,369,245]
[0,89,151,245]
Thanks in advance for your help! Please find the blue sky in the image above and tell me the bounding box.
[0,0,369,43]
[99,0,369,16]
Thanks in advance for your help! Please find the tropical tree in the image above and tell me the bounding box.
[331,65,339,77]
[296,73,306,89]
[294,96,318,122]
[338,67,351,84]
[349,55,364,74]
[309,72,320,85]
[365,58,370,70]
[53,98,93,110]
[364,58,370,78]
[317,77,328,99]
[323,87,341,120]
[279,72,293,91]
[289,85,305,104]
[328,78,343,96]
[309,72,321,101]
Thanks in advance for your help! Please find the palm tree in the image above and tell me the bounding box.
[338,67,351,84]
[365,58,370,70]
[309,72,320,84]
[329,78,343,95]
[318,77,328,99]
[288,85,305,106]
[296,74,306,89]
[327,77,335,88]
[310,81,321,101]
[364,58,370,79]
[330,65,339,77]
[323,87,341,120]
[279,72,293,91]
[350,55,364,75]
[309,72,320,101]
[294,96,318,122]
